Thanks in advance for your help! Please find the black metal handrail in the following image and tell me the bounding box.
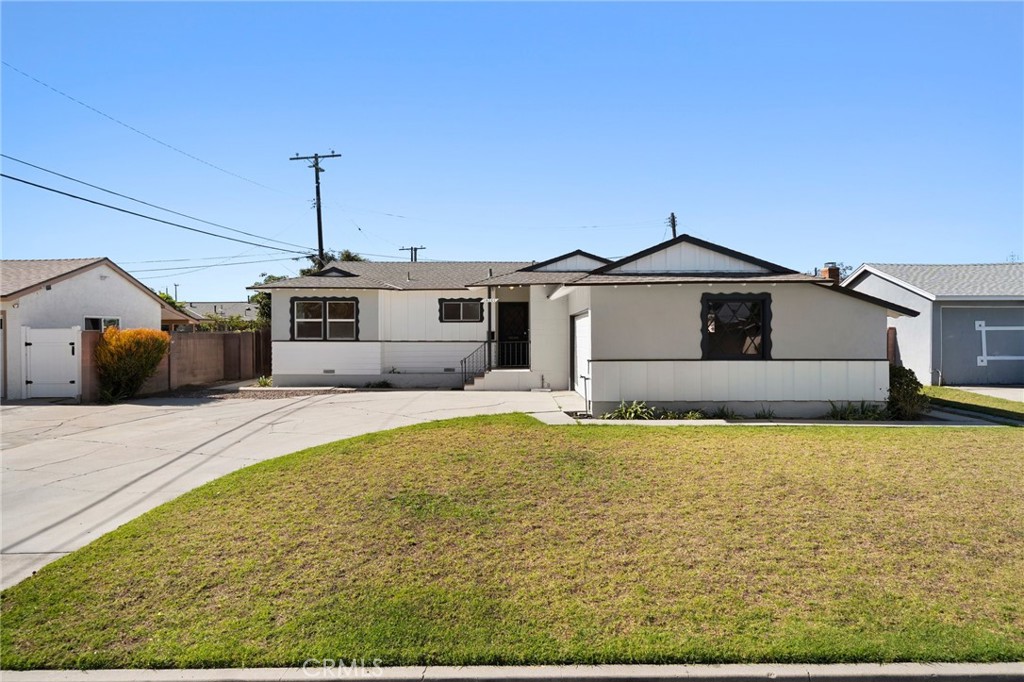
[460,342,489,386]
[495,341,529,368]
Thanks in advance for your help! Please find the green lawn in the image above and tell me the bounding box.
[2,415,1023,669]
[924,386,1024,422]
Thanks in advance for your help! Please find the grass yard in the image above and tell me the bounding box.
[923,386,1024,422]
[2,415,1023,669]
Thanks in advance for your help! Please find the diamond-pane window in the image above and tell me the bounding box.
[701,294,771,360]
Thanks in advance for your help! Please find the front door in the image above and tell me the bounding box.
[498,302,529,367]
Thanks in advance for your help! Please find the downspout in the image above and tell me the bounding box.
[486,284,493,370]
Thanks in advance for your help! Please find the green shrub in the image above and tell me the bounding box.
[256,375,273,387]
[602,400,657,420]
[826,400,887,421]
[887,364,929,420]
[754,404,776,419]
[94,327,171,403]
[709,405,740,420]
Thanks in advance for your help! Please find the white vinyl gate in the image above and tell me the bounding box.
[24,327,82,399]
[572,312,592,401]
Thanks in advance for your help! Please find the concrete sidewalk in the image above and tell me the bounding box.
[1,390,581,589]
[3,663,1022,681]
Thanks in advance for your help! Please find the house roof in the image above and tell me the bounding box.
[520,249,611,272]
[1,257,194,323]
[185,301,258,318]
[573,272,822,285]
[1,258,106,298]
[847,263,1024,299]
[250,261,532,291]
[590,234,798,275]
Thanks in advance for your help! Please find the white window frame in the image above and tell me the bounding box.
[84,316,121,331]
[326,300,357,340]
[293,301,324,340]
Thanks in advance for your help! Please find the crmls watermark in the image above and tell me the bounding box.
[302,658,384,678]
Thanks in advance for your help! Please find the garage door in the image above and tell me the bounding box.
[940,306,1024,385]
[572,312,591,399]
[24,327,81,399]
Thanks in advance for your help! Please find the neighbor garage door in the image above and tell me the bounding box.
[572,312,591,398]
[939,306,1024,385]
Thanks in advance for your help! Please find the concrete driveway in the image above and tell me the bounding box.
[953,386,1024,402]
[1,390,581,590]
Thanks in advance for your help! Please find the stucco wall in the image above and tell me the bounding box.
[844,272,933,383]
[590,283,886,361]
[1,264,162,400]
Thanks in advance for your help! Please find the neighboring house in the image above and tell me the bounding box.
[253,235,916,416]
[184,301,258,321]
[842,263,1024,386]
[0,258,191,400]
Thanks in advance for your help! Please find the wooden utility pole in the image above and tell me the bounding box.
[290,151,342,268]
[400,246,426,262]
[668,212,678,239]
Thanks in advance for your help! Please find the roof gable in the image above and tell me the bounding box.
[847,263,1024,299]
[1,258,106,298]
[522,250,610,273]
[593,234,796,275]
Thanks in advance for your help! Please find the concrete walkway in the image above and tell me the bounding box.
[3,662,1022,681]
[0,390,581,589]
[955,386,1024,402]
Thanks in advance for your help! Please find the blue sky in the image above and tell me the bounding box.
[3,2,1021,302]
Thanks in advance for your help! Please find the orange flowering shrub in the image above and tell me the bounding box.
[94,327,171,402]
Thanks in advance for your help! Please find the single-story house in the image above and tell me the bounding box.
[252,234,917,416]
[0,257,192,400]
[842,263,1024,386]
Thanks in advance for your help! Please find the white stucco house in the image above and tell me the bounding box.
[253,235,917,416]
[842,263,1024,386]
[0,258,191,400]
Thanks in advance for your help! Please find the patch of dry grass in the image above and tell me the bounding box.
[2,416,1022,668]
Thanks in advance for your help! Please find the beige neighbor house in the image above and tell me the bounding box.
[0,258,191,400]
[252,234,917,417]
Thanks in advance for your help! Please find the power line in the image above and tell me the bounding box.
[2,61,281,192]
[1,173,311,254]
[130,256,303,273]
[1,154,317,251]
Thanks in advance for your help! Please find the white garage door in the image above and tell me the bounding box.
[573,312,591,399]
[24,327,81,399]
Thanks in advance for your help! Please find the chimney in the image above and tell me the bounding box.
[821,261,841,282]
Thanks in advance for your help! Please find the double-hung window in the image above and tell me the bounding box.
[439,298,483,323]
[700,293,772,360]
[292,297,359,340]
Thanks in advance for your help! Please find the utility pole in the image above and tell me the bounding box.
[290,150,342,269]
[668,212,678,239]
[400,246,426,262]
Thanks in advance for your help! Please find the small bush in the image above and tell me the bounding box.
[602,400,657,420]
[94,327,171,403]
[256,375,273,387]
[887,364,929,420]
[709,405,740,420]
[681,410,707,420]
[754,404,776,419]
[826,400,887,421]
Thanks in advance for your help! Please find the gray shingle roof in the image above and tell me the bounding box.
[251,261,532,291]
[471,271,589,286]
[185,301,257,319]
[1,258,105,297]
[865,263,1024,298]
[574,272,824,285]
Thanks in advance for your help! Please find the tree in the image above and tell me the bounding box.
[252,250,365,325]
[156,291,185,312]
[249,273,287,327]
[299,249,364,276]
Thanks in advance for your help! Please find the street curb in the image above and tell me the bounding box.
[3,663,1023,682]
